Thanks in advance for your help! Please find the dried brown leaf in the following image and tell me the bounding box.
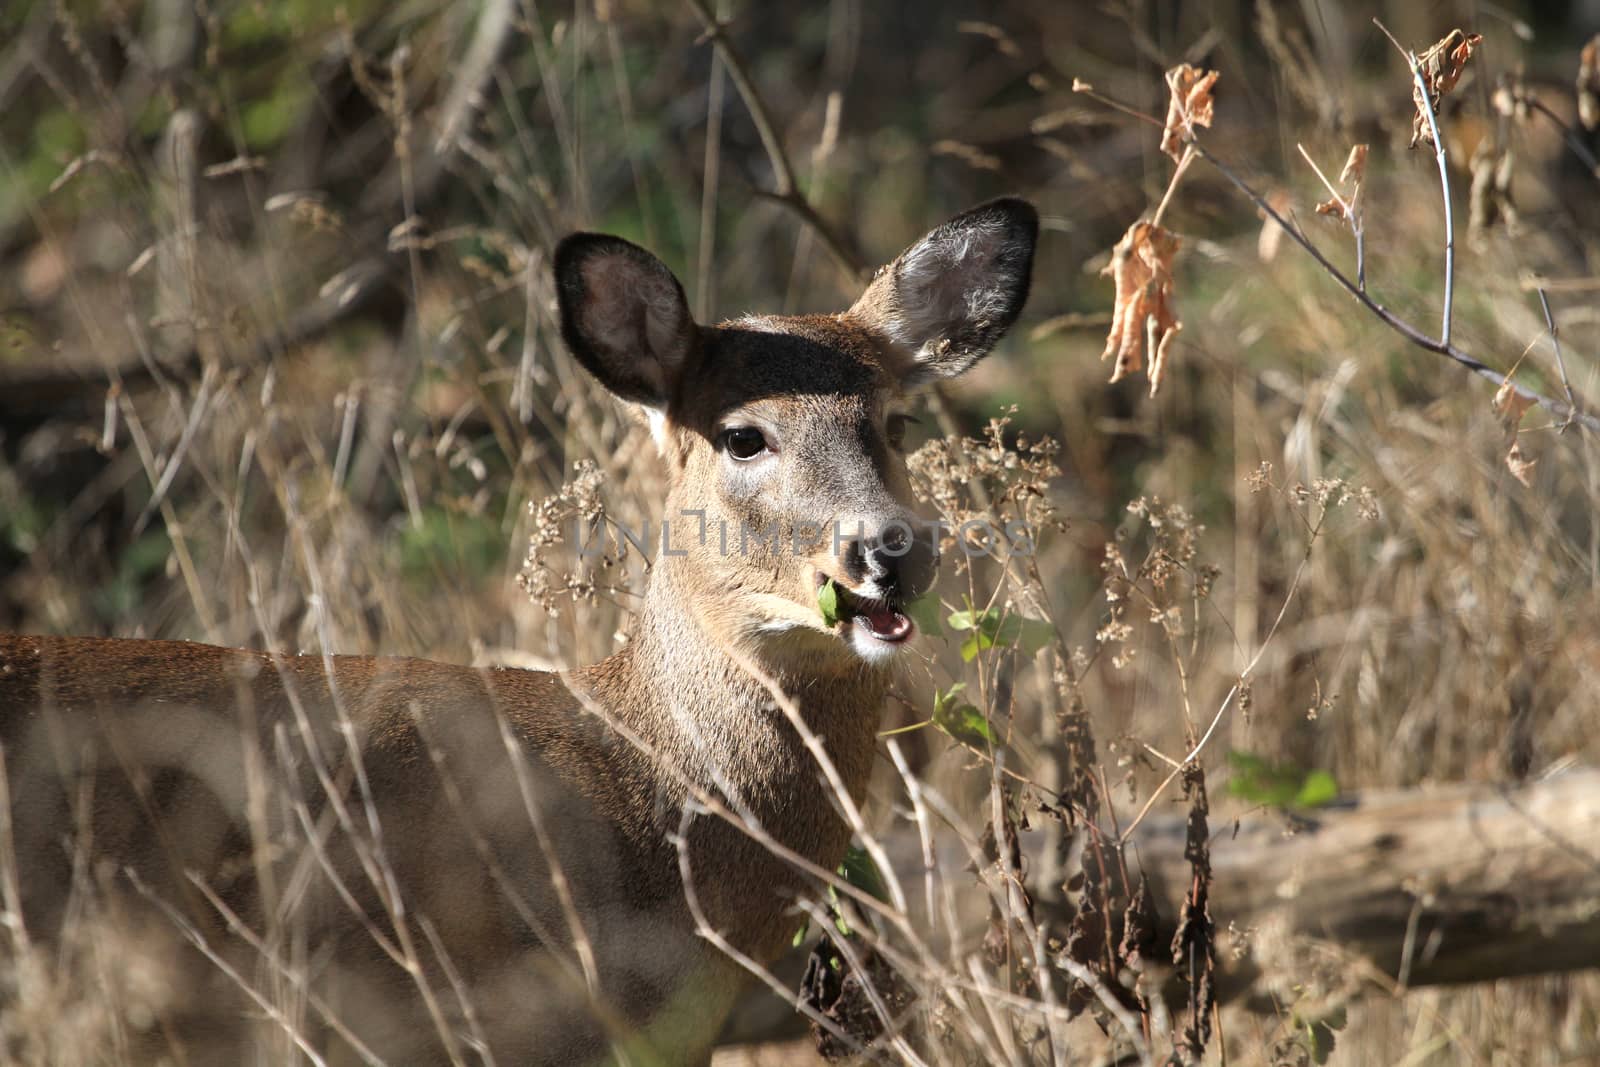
[1506,438,1537,487]
[1410,30,1485,149]
[1100,220,1183,396]
[1493,378,1536,425]
[1580,35,1600,131]
[1161,64,1220,161]
[1338,143,1369,186]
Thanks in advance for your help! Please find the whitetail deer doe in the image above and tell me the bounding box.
[0,198,1037,1064]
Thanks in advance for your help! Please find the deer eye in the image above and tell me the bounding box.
[719,426,769,460]
[886,413,919,452]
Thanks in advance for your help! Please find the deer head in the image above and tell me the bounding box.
[554,198,1038,671]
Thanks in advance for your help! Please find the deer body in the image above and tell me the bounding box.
[0,199,1036,1064]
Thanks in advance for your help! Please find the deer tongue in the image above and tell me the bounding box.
[861,608,913,642]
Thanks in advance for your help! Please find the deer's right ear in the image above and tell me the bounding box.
[554,234,696,408]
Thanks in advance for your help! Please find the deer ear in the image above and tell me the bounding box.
[554,234,696,408]
[848,198,1037,384]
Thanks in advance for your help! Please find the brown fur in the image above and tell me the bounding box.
[0,199,1036,1064]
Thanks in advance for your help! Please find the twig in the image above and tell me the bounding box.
[1120,522,1322,842]
[682,0,866,283]
[1295,142,1366,290]
[1374,18,1455,346]
[695,2,727,323]
[1537,289,1579,434]
[1150,145,1195,228]
[1187,141,1599,432]
[670,807,868,1058]
[1526,97,1600,180]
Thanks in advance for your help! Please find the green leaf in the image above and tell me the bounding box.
[838,845,890,903]
[946,602,1054,659]
[933,685,994,747]
[1227,751,1339,811]
[791,919,809,947]
[1293,769,1339,809]
[817,579,842,627]
[931,683,966,716]
[825,883,852,937]
[946,607,979,631]
[1018,618,1057,656]
[904,593,944,637]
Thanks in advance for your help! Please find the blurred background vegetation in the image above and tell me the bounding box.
[2,0,1599,1062]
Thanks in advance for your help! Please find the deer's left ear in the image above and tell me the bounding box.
[847,197,1038,385]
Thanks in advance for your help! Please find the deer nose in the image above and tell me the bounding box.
[837,519,938,601]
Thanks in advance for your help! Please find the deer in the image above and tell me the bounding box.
[0,197,1038,1065]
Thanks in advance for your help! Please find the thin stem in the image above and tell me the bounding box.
[1296,142,1348,216]
[1295,142,1365,291]
[1071,80,1166,129]
[1150,144,1195,228]
[1538,288,1580,434]
[1374,17,1455,346]
[683,0,866,282]
[694,2,725,323]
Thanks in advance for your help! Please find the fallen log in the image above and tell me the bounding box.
[1132,764,1600,994]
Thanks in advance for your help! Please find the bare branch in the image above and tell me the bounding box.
[682,0,867,283]
[1189,140,1599,432]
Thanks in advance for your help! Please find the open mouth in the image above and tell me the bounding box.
[817,573,915,645]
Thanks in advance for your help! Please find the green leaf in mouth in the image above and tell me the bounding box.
[817,578,843,627]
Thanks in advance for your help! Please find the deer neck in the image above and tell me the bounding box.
[641,557,885,801]
[581,557,888,851]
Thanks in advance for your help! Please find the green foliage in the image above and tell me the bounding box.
[946,600,1054,662]
[793,843,889,946]
[1226,751,1339,811]
[396,509,503,586]
[932,682,993,747]
[0,487,48,556]
[241,77,314,150]
[904,591,943,636]
[1295,1006,1348,1064]
[92,529,172,621]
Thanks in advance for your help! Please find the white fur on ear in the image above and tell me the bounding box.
[890,216,1019,354]
[849,198,1038,384]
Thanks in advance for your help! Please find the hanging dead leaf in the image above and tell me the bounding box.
[1161,64,1221,161]
[1100,220,1183,396]
[1580,35,1600,131]
[1339,143,1369,186]
[1506,438,1537,487]
[1493,378,1536,425]
[1409,29,1485,149]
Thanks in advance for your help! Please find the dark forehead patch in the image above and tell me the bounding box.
[691,316,886,410]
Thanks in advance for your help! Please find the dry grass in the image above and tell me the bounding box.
[2,0,1599,1063]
